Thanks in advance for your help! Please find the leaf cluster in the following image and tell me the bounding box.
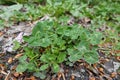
[16,19,104,74]
[2,0,119,79]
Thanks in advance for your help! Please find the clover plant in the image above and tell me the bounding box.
[16,19,103,73]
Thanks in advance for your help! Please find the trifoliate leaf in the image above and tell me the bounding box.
[16,64,27,72]
[68,52,82,62]
[40,54,48,63]
[40,64,49,71]
[84,51,99,64]
[52,63,60,73]
[33,72,46,79]
[57,53,66,63]
[90,32,102,45]
[40,38,52,47]
[13,40,20,50]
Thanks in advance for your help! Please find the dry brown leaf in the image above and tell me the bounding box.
[11,65,17,70]
[70,75,75,80]
[114,50,120,53]
[105,58,110,62]
[0,75,3,79]
[5,71,11,80]
[99,72,104,76]
[0,64,6,70]
[118,34,120,36]
[0,31,3,36]
[0,70,7,75]
[98,68,104,72]
[110,72,117,78]
[93,63,98,72]
[103,75,112,80]
[25,76,36,80]
[11,77,17,80]
[89,77,95,80]
[116,56,120,61]
[57,72,62,80]
[100,58,109,63]
[87,69,93,77]
[84,17,91,23]
[13,53,23,60]
[0,53,4,57]
[13,72,20,77]
[98,42,112,48]
[30,76,36,80]
[61,73,66,80]
[8,57,13,64]
[111,50,120,55]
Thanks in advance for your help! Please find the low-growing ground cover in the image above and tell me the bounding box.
[0,0,120,80]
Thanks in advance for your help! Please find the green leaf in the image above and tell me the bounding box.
[67,48,74,55]
[58,16,70,24]
[40,38,52,47]
[0,4,22,20]
[84,51,99,64]
[24,47,35,58]
[115,42,120,50]
[68,52,82,62]
[69,26,81,40]
[19,55,27,63]
[16,64,27,72]
[47,54,56,61]
[40,64,49,71]
[32,21,53,35]
[56,26,66,35]
[32,22,44,35]
[40,53,56,62]
[52,63,60,73]
[33,72,46,79]
[16,55,29,72]
[76,42,88,52]
[70,10,80,17]
[80,31,89,40]
[33,72,41,77]
[0,20,4,29]
[40,54,48,63]
[13,40,20,50]
[89,32,102,45]
[27,63,36,71]
[67,48,82,62]
[47,0,52,6]
[57,53,66,63]
[23,36,34,43]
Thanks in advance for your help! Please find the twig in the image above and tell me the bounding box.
[0,70,7,75]
[5,71,11,80]
[61,73,66,80]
